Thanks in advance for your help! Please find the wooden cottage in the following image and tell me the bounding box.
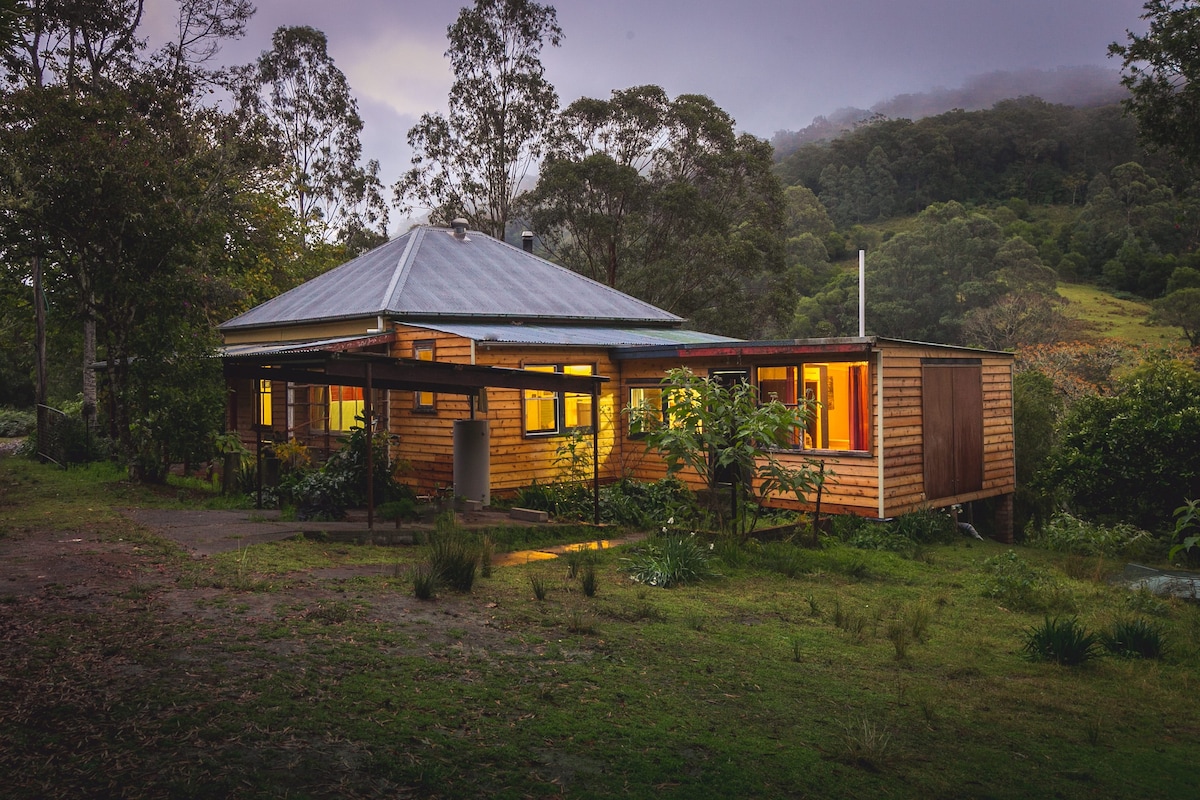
[220,223,1016,539]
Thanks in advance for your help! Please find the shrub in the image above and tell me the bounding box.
[0,407,35,438]
[1022,616,1101,665]
[599,477,700,529]
[1102,618,1166,659]
[1028,513,1156,559]
[1040,357,1200,531]
[981,550,1074,613]
[623,534,718,588]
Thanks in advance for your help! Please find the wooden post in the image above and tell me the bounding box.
[365,362,374,532]
[592,383,600,526]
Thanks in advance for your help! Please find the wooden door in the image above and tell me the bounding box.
[922,363,983,500]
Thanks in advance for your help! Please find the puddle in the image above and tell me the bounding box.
[490,536,642,567]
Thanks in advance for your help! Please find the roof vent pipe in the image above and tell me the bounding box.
[521,230,534,253]
[451,217,468,238]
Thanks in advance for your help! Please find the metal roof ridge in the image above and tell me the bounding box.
[380,227,424,312]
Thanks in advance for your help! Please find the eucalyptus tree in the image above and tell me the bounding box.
[523,86,789,338]
[395,0,562,239]
[239,25,387,247]
[1110,0,1200,166]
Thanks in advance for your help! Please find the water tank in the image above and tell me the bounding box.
[453,419,490,506]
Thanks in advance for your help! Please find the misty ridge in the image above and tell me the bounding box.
[771,65,1126,159]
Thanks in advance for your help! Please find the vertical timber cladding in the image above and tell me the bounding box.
[921,359,984,500]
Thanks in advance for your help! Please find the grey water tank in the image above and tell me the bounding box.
[453,419,490,506]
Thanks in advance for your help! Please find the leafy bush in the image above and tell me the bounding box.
[1028,513,1157,559]
[982,551,1075,613]
[599,477,700,529]
[1040,356,1200,531]
[513,479,592,521]
[277,423,414,519]
[1022,616,1102,665]
[1102,618,1166,659]
[841,510,956,557]
[0,407,35,438]
[623,534,718,588]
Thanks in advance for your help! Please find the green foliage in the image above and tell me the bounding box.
[411,563,438,600]
[1168,498,1200,564]
[1042,356,1200,531]
[0,407,34,437]
[598,477,701,529]
[982,551,1074,613]
[1027,513,1157,559]
[396,0,562,239]
[1110,0,1200,167]
[530,574,549,601]
[427,529,481,593]
[1151,287,1200,345]
[525,86,791,338]
[1102,618,1167,659]
[1012,369,1062,533]
[640,368,821,535]
[240,25,388,246]
[277,423,413,520]
[1022,616,1102,665]
[512,479,592,521]
[623,534,719,588]
[580,564,598,597]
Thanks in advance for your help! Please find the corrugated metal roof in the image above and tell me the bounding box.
[413,322,741,347]
[220,333,391,358]
[220,226,683,331]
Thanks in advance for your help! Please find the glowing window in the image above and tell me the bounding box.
[258,379,272,427]
[523,364,595,436]
[414,341,435,410]
[756,361,870,452]
[311,385,363,432]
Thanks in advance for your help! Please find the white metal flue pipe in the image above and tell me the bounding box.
[859,249,866,337]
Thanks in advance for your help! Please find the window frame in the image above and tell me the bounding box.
[756,359,872,455]
[522,362,597,438]
[413,340,436,412]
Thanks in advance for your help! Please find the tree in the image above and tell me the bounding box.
[524,87,790,337]
[239,25,387,246]
[1151,287,1200,344]
[866,202,1044,343]
[1110,1,1200,166]
[395,0,562,239]
[640,368,824,535]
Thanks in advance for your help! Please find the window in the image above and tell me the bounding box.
[414,340,435,411]
[523,364,595,436]
[258,379,272,427]
[310,385,363,432]
[757,361,870,452]
[628,386,665,437]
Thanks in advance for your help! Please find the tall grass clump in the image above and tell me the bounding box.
[981,550,1074,613]
[1102,618,1166,659]
[411,563,438,600]
[623,534,718,588]
[753,541,811,578]
[1022,616,1101,665]
[428,529,481,592]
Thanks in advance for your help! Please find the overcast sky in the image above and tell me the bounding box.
[144,0,1147,191]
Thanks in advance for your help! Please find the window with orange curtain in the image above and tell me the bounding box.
[756,361,869,452]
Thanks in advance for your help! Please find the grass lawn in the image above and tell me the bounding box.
[1057,283,1184,345]
[2,459,1198,798]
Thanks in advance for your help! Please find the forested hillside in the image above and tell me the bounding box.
[771,97,1200,348]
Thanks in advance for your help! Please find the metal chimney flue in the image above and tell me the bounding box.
[521,230,534,253]
[451,217,468,238]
